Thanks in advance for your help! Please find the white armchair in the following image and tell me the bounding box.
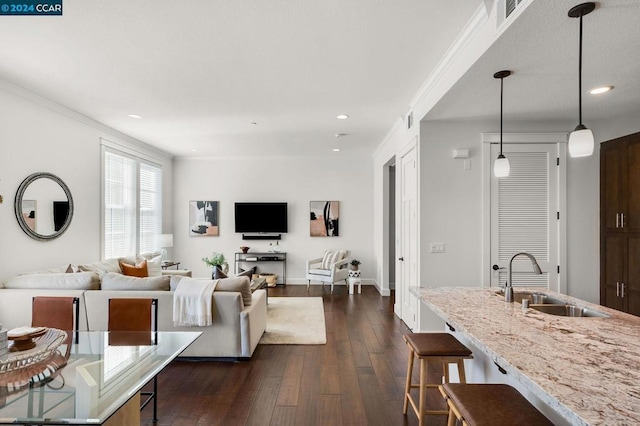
[306,250,351,293]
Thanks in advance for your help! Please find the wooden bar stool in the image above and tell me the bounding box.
[439,383,554,426]
[403,333,473,426]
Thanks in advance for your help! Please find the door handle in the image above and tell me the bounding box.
[616,213,620,228]
[621,213,625,228]
[492,264,506,271]
[398,257,404,261]
[616,281,620,297]
[621,282,625,298]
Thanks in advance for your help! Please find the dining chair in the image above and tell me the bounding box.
[32,296,80,344]
[108,298,159,422]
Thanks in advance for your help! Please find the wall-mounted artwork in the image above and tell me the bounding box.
[189,201,219,236]
[310,201,339,237]
[22,200,36,232]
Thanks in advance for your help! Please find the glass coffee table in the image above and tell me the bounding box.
[0,331,201,425]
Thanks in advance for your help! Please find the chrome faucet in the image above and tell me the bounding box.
[505,252,543,302]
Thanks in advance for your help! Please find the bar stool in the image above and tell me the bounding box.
[439,383,554,426]
[403,333,473,426]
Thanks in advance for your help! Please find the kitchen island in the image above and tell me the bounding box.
[410,286,640,426]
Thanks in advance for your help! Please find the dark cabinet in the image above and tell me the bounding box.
[600,132,640,316]
[601,233,625,312]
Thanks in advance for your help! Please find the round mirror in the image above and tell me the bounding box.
[14,172,74,241]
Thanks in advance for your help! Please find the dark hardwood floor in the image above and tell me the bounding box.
[141,285,448,426]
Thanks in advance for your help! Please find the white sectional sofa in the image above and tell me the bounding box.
[0,257,267,359]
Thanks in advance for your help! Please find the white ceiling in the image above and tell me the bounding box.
[0,0,481,157]
[3,1,636,158]
[426,0,640,126]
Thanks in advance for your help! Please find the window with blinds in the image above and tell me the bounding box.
[139,163,162,254]
[103,148,162,259]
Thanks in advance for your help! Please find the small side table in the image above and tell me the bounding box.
[348,270,362,295]
[161,261,181,270]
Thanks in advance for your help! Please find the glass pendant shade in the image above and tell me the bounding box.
[494,154,510,177]
[568,125,594,157]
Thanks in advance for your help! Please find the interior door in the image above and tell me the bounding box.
[489,144,560,290]
[399,145,418,330]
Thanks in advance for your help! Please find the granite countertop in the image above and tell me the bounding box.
[410,286,640,426]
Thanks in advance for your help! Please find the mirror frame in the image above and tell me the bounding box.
[14,172,74,241]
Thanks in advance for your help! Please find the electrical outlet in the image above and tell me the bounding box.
[431,243,445,253]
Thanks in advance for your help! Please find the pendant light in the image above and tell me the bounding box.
[568,2,596,158]
[493,70,511,178]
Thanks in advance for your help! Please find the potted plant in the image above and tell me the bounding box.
[202,252,228,279]
[350,259,361,271]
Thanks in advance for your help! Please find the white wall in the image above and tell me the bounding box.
[0,84,173,284]
[418,117,640,303]
[172,156,374,286]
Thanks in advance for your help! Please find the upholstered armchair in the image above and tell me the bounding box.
[306,250,351,293]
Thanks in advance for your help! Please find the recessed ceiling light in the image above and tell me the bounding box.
[589,86,613,95]
[333,148,341,152]
[190,148,199,152]
[251,122,258,125]
[336,114,349,120]
[128,114,142,119]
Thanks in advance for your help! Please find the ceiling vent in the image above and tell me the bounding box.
[499,0,526,27]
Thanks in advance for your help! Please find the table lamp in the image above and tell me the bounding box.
[160,234,173,262]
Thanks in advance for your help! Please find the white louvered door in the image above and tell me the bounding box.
[490,144,559,290]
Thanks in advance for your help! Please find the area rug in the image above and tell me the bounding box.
[259,297,326,345]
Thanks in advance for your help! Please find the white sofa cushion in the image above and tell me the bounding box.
[308,268,332,277]
[3,272,100,290]
[101,272,170,291]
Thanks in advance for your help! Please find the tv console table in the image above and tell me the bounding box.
[235,252,287,286]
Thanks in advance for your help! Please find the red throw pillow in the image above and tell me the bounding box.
[119,260,149,278]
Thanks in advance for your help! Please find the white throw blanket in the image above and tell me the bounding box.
[173,278,218,326]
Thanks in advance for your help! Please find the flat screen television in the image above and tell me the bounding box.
[235,202,288,233]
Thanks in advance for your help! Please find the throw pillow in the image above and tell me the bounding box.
[119,260,149,278]
[77,258,122,278]
[141,254,163,277]
[101,272,170,291]
[321,250,346,269]
[236,266,257,279]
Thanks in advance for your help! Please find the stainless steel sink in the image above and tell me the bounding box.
[496,291,563,304]
[530,304,609,318]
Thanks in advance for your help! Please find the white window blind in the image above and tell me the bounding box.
[103,147,162,259]
[104,151,137,259]
[139,163,162,254]
[497,151,550,288]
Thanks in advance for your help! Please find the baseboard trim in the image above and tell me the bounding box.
[284,278,390,296]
